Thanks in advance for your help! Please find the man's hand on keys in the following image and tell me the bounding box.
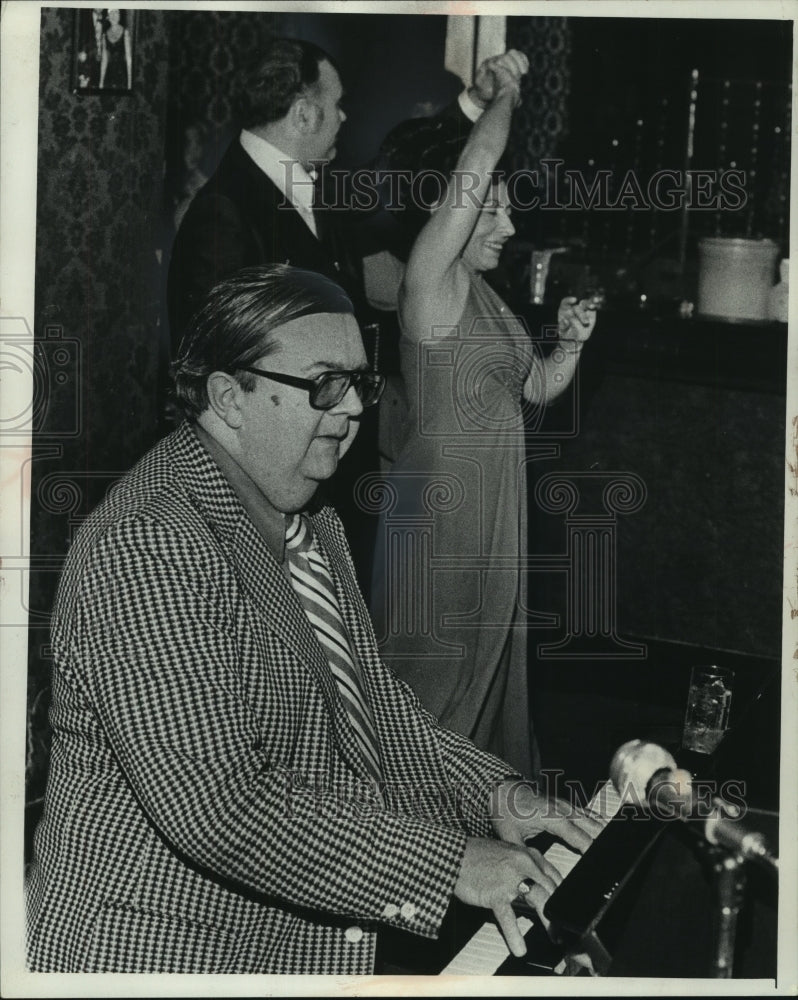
[491,778,604,853]
[453,836,562,957]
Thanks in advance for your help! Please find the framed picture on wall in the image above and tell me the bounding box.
[72,8,135,94]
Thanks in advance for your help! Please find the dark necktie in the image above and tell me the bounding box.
[284,513,382,782]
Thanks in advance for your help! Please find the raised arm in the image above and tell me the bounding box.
[402,51,529,320]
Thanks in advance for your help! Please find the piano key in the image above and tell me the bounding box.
[441,916,534,976]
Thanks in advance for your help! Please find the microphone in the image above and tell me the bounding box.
[609,740,777,871]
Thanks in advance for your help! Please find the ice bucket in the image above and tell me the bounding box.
[697,237,779,322]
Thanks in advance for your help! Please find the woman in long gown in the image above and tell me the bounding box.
[99,8,132,90]
[371,52,597,777]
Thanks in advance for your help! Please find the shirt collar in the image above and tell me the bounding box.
[239,129,317,211]
[194,422,287,564]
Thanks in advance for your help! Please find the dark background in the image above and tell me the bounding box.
[25,10,790,970]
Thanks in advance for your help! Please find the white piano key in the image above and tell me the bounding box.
[441,916,534,976]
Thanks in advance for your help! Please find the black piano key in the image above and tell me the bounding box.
[524,831,558,854]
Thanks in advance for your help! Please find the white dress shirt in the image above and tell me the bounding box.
[458,89,485,123]
[239,130,318,237]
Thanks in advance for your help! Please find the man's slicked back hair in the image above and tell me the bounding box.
[171,264,353,420]
[238,37,336,129]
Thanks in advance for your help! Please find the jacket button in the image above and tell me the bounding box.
[400,902,417,920]
[344,925,364,944]
[382,903,399,919]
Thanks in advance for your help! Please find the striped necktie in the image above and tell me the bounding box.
[284,513,383,782]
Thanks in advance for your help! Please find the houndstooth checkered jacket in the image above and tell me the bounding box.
[26,421,511,974]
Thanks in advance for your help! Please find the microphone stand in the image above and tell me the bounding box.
[695,837,748,978]
[689,796,777,978]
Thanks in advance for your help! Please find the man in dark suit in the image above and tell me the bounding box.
[26,266,599,974]
[167,38,354,349]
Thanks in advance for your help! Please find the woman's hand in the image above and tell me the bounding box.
[557,295,598,348]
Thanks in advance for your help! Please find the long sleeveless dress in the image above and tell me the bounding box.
[371,274,540,777]
[103,31,128,89]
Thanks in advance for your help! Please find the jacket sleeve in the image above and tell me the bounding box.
[438,94,478,130]
[60,514,467,941]
[375,668,513,840]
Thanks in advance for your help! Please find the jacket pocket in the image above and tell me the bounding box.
[83,902,238,973]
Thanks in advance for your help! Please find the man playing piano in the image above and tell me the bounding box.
[25,266,601,975]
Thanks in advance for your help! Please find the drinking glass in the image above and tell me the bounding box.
[682,664,734,754]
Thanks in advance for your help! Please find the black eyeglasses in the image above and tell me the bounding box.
[238,366,386,410]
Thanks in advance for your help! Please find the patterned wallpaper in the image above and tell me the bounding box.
[164,10,279,232]
[506,16,571,170]
[27,6,171,825]
[166,9,278,127]
[33,6,170,458]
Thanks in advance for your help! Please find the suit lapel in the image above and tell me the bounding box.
[231,147,331,272]
[237,529,379,783]
[218,143,352,299]
[170,426,376,780]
